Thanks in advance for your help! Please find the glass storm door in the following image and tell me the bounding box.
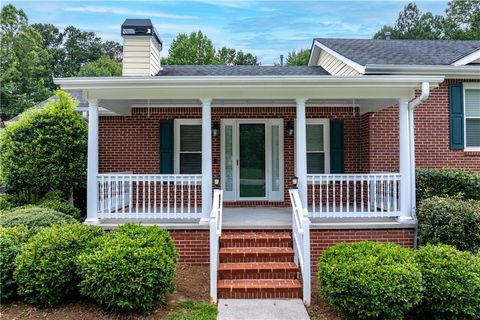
[239,123,266,198]
[221,119,283,202]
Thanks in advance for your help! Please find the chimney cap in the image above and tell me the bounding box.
[121,18,162,47]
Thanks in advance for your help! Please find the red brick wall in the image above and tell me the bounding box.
[364,79,480,172]
[310,228,415,272]
[170,230,209,265]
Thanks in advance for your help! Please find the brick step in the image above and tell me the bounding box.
[219,247,294,263]
[220,232,292,248]
[218,279,302,299]
[219,262,299,279]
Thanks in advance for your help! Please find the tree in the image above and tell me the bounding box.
[163,31,259,65]
[102,40,123,62]
[0,91,87,202]
[373,1,480,40]
[77,56,122,77]
[0,5,51,120]
[285,49,310,66]
[162,31,215,65]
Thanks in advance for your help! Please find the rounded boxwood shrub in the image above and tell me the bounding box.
[417,196,480,253]
[416,168,480,203]
[77,224,177,313]
[0,225,30,300]
[0,206,76,231]
[318,241,422,320]
[39,199,82,221]
[14,223,103,308]
[415,244,480,320]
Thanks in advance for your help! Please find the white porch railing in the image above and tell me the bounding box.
[97,173,202,219]
[308,173,401,218]
[289,189,311,306]
[209,189,223,302]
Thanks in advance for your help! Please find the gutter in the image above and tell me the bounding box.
[365,64,480,77]
[408,82,430,249]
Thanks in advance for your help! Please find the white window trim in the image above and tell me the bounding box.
[174,119,202,174]
[463,83,480,151]
[306,119,330,174]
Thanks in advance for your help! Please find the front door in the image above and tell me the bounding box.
[221,119,283,202]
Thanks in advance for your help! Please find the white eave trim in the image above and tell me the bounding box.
[365,64,480,78]
[451,49,480,66]
[310,40,366,74]
[54,75,444,90]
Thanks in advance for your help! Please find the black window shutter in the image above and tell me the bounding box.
[449,83,464,150]
[330,120,345,173]
[159,120,174,174]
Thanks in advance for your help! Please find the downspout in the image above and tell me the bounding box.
[408,82,430,248]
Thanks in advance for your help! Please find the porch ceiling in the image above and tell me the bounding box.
[86,98,399,116]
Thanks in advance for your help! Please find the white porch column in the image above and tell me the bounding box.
[86,99,99,223]
[295,98,308,206]
[200,98,213,223]
[399,98,412,220]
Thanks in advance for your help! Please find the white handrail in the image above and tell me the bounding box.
[97,173,202,219]
[308,173,401,218]
[209,189,223,302]
[289,189,311,306]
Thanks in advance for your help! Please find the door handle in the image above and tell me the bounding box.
[236,159,239,166]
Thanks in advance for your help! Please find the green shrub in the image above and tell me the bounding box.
[41,190,64,201]
[14,223,103,308]
[0,225,30,300]
[417,196,480,253]
[39,199,82,221]
[318,241,422,320]
[0,206,76,231]
[0,194,13,210]
[416,168,480,203]
[77,224,177,313]
[415,244,480,319]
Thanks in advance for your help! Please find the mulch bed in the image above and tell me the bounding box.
[307,277,342,320]
[1,265,210,320]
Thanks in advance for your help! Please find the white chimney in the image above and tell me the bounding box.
[121,19,162,76]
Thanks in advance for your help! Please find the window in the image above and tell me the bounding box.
[174,119,202,174]
[306,119,330,174]
[464,84,480,149]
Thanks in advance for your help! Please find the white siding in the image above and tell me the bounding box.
[122,36,161,76]
[317,50,361,76]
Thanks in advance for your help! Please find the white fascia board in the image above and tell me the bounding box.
[54,75,443,90]
[311,40,366,74]
[451,49,480,66]
[365,64,480,78]
[307,40,320,66]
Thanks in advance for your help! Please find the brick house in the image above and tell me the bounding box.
[54,19,480,304]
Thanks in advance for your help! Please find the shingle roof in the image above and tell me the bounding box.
[157,65,328,76]
[315,38,480,66]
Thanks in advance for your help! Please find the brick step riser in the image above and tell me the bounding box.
[219,271,299,280]
[220,256,293,263]
[218,290,302,299]
[220,240,292,248]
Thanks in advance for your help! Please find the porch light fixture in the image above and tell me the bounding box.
[286,121,294,136]
[213,176,220,188]
[212,121,220,137]
[291,176,299,189]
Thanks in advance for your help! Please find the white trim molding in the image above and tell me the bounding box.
[174,119,202,174]
[463,82,480,151]
[452,49,480,66]
[310,40,366,74]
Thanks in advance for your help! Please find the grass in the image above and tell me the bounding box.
[166,300,217,320]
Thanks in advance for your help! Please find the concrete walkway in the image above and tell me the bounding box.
[217,299,310,320]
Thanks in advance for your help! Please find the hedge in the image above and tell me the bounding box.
[0,206,76,232]
[318,241,422,320]
[77,224,177,313]
[417,196,480,253]
[0,225,30,300]
[415,244,480,319]
[39,199,82,221]
[14,223,103,308]
[416,168,480,203]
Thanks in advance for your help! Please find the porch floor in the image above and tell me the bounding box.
[95,206,414,230]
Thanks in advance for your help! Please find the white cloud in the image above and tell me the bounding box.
[63,6,197,19]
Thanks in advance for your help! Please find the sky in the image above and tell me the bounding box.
[6,0,448,65]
